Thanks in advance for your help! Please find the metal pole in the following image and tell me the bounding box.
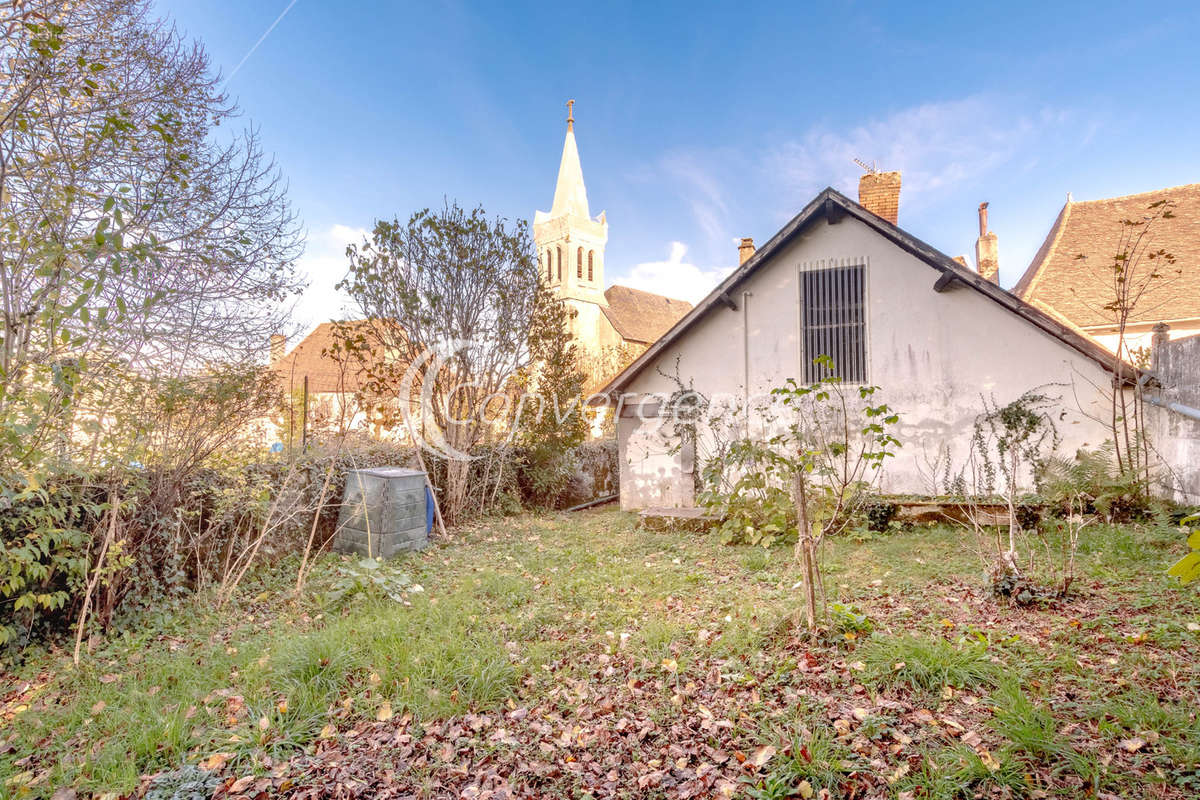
[301,374,309,451]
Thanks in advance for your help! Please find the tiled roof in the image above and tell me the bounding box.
[1014,184,1200,329]
[271,320,385,394]
[601,285,693,344]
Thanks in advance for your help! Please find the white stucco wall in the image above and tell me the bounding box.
[615,215,1117,510]
[1089,324,1200,356]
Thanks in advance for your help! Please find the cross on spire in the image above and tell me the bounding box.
[566,99,575,131]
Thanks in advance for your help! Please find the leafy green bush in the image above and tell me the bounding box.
[1037,445,1154,523]
[323,557,414,607]
[698,438,797,547]
[829,602,873,636]
[862,500,898,532]
[0,476,101,647]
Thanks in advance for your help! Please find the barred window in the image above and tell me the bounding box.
[800,262,867,383]
[577,247,583,279]
[556,246,562,280]
[587,250,594,281]
[546,250,552,281]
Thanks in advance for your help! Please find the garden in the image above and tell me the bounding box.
[3,507,1198,799]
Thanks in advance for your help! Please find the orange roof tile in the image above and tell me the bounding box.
[271,320,387,394]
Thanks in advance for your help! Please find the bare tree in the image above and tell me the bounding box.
[0,0,303,475]
[338,201,560,524]
[1075,200,1179,484]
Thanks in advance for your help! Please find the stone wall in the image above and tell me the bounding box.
[1152,332,1200,504]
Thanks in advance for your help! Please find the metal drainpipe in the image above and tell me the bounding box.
[1147,395,1200,423]
[742,291,751,437]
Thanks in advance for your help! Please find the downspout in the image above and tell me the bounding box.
[742,291,752,437]
[1139,367,1200,422]
[1147,395,1200,423]
[796,266,804,378]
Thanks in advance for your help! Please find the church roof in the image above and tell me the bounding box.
[602,285,693,345]
[1013,183,1200,329]
[549,120,591,219]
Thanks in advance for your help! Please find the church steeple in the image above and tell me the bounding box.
[533,100,608,307]
[550,99,590,219]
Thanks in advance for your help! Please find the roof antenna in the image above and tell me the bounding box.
[854,158,878,174]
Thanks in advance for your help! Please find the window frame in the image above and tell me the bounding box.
[797,258,870,384]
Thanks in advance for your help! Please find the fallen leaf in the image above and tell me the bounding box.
[376,701,393,722]
[797,778,814,798]
[228,776,256,792]
[200,752,233,770]
[749,745,775,767]
[1119,737,1146,752]
[888,763,910,784]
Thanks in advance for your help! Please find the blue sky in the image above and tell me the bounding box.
[156,0,1200,333]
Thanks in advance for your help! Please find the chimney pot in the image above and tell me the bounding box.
[738,237,755,265]
[857,170,902,225]
[974,202,999,283]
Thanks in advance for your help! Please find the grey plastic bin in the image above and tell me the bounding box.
[334,467,429,558]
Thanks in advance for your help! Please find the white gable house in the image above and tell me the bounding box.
[596,186,1128,510]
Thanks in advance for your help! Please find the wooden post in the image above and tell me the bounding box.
[301,375,309,451]
[400,406,447,539]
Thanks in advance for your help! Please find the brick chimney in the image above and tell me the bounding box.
[975,202,999,283]
[857,170,901,225]
[269,333,286,364]
[738,237,755,265]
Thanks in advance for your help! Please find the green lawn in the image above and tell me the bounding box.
[2,509,1198,798]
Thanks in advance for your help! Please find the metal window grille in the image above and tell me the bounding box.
[587,250,594,281]
[800,262,867,383]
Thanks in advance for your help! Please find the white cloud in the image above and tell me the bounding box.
[623,241,734,304]
[292,223,369,335]
[764,95,1070,211]
[660,152,733,245]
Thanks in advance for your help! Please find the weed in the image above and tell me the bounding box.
[862,634,995,693]
[829,602,873,636]
[989,681,1096,786]
[741,548,772,572]
[746,728,862,799]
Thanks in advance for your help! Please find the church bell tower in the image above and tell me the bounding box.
[533,100,609,312]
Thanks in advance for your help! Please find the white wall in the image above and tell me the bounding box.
[616,215,1116,509]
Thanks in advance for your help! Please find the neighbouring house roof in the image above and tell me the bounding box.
[271,320,384,394]
[601,285,693,345]
[1013,183,1200,329]
[598,188,1130,399]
